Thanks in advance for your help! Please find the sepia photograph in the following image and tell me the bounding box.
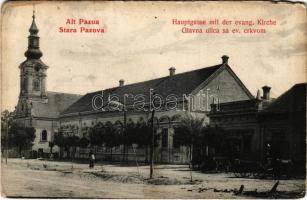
[1,1,306,199]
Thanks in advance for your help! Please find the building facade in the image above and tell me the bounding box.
[13,13,255,163]
[209,87,273,160]
[259,83,306,167]
[209,84,306,167]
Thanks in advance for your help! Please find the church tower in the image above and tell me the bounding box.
[15,11,49,117]
[19,10,48,102]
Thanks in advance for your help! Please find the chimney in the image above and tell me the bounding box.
[256,89,261,100]
[262,85,271,100]
[169,67,176,76]
[221,55,229,64]
[119,79,125,87]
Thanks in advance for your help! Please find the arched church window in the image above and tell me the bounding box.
[41,130,47,142]
[33,79,40,91]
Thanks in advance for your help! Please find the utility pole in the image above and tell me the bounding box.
[149,91,156,179]
[122,105,127,162]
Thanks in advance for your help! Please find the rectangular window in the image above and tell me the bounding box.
[41,130,47,142]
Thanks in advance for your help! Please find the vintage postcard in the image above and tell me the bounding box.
[1,0,306,199]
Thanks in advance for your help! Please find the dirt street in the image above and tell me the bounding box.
[1,159,305,198]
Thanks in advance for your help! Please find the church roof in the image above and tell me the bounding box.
[61,64,224,116]
[31,91,82,119]
[263,83,306,113]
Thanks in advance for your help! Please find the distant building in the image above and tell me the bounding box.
[209,83,306,166]
[259,83,306,165]
[13,13,254,163]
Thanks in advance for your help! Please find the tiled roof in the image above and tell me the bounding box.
[61,64,223,116]
[31,91,82,118]
[263,83,306,113]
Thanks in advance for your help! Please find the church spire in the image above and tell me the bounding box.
[24,7,43,60]
[29,9,39,34]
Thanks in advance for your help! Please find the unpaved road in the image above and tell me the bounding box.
[1,159,305,198]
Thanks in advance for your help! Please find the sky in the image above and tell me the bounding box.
[1,1,306,111]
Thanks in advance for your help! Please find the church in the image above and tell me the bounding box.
[13,13,82,157]
[14,13,255,163]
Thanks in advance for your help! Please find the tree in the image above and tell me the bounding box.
[89,124,105,154]
[201,125,226,155]
[122,121,151,163]
[1,110,14,156]
[133,121,151,146]
[78,137,89,148]
[173,114,205,181]
[66,135,80,159]
[135,121,151,162]
[54,132,65,159]
[121,121,135,162]
[125,121,137,145]
[9,122,36,157]
[174,114,205,161]
[104,122,121,161]
[48,141,55,155]
[1,110,13,128]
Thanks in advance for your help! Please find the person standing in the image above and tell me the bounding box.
[89,150,95,168]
